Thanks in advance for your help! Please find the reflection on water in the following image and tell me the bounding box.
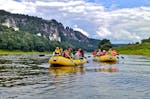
[85,61,118,73]
[86,67,118,73]
[99,61,117,65]
[1,54,150,99]
[99,67,118,72]
[99,62,118,72]
[49,65,85,75]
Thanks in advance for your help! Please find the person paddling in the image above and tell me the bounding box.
[53,47,61,56]
[64,48,74,59]
[74,48,84,59]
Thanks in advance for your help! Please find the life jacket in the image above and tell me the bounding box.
[77,50,81,56]
[102,51,107,56]
[92,50,97,56]
[54,49,60,55]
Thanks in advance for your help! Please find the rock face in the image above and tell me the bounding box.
[0,11,61,42]
[2,17,19,31]
[0,10,99,49]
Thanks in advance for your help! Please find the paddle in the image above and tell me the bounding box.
[116,55,125,60]
[39,54,45,57]
[116,55,125,63]
[79,57,89,63]
[87,55,91,58]
[83,55,92,63]
[65,53,78,66]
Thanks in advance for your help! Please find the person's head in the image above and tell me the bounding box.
[98,49,101,51]
[78,48,81,51]
[56,47,59,49]
[68,48,72,52]
[60,48,63,52]
[103,50,106,52]
[113,50,116,52]
[64,49,67,51]
[108,49,112,51]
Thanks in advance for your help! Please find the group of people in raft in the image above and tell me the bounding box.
[53,47,84,59]
[92,49,117,56]
[53,47,117,59]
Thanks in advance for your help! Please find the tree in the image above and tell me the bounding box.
[98,39,112,50]
[141,37,150,43]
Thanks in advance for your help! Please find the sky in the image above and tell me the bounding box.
[0,0,150,44]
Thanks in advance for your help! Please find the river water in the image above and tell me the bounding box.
[0,54,150,99]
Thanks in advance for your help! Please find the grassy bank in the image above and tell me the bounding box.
[116,43,150,56]
[0,50,51,54]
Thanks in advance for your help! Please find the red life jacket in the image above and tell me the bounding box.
[92,50,97,56]
[77,50,81,56]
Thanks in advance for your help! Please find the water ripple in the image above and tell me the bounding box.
[0,54,150,98]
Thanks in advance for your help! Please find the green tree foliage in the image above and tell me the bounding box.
[0,25,69,52]
[98,39,112,50]
[0,25,97,52]
[141,37,150,43]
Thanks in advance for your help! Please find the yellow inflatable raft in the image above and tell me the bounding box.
[49,56,87,66]
[94,55,117,62]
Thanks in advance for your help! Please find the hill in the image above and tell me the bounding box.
[116,37,150,56]
[0,10,100,51]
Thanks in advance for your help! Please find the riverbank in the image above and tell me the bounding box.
[0,50,51,54]
[117,49,150,56]
[116,43,150,56]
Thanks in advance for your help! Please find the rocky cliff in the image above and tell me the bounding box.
[0,10,99,50]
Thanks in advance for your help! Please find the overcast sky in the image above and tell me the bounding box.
[0,0,150,44]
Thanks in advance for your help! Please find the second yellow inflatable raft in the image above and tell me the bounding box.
[94,55,117,62]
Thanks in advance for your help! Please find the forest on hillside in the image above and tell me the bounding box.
[0,10,100,52]
[0,25,71,52]
[0,25,101,52]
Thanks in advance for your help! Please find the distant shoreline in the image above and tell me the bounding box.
[1,49,150,57]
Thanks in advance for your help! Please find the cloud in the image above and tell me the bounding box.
[0,0,36,14]
[97,26,111,38]
[73,25,89,36]
[106,7,150,43]
[0,0,150,44]
[36,0,84,7]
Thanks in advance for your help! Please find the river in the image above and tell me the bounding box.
[0,54,150,99]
